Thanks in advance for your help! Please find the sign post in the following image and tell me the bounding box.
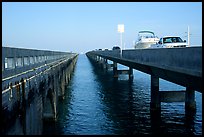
[118,24,124,57]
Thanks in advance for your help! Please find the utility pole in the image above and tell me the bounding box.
[187,26,190,47]
[185,26,191,47]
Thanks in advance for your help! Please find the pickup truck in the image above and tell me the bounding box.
[150,36,187,48]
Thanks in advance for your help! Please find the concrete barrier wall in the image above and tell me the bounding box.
[122,47,202,77]
[90,47,202,77]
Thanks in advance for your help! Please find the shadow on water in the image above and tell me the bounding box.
[88,57,152,135]
[87,55,199,135]
[42,59,77,135]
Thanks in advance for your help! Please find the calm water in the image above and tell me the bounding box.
[43,54,202,135]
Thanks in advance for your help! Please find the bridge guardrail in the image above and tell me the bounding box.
[2,47,77,91]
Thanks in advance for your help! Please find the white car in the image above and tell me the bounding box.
[150,36,187,48]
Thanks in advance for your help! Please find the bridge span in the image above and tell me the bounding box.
[86,47,202,111]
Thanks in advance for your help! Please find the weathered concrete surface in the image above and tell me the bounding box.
[2,47,76,79]
[159,90,186,102]
[2,47,78,135]
[86,47,202,92]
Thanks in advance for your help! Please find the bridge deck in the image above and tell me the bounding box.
[86,47,202,92]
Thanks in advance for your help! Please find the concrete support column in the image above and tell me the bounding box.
[68,73,70,82]
[52,74,57,120]
[95,56,97,62]
[99,57,103,69]
[185,87,196,111]
[94,55,97,61]
[20,78,27,135]
[67,67,70,84]
[105,59,107,63]
[102,58,107,70]
[65,70,68,85]
[96,56,99,62]
[129,67,133,80]
[113,62,118,78]
[150,75,160,110]
[104,59,108,71]
[60,69,65,99]
[56,72,61,97]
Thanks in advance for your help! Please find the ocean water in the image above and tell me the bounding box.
[43,54,202,135]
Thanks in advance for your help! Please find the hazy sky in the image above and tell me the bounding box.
[2,2,202,53]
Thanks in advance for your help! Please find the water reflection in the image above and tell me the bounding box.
[42,55,201,135]
[185,107,196,135]
[89,58,151,135]
[88,55,198,135]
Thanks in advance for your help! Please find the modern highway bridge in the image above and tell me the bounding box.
[86,47,202,111]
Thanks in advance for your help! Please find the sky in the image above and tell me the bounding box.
[2,2,202,54]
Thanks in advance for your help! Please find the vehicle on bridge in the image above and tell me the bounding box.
[150,36,187,48]
[112,46,121,51]
[134,31,159,49]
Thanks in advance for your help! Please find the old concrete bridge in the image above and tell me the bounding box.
[2,47,78,135]
[86,47,202,112]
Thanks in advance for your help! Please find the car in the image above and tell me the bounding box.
[150,36,187,48]
[112,46,121,50]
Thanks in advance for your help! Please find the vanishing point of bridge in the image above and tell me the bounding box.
[2,46,202,135]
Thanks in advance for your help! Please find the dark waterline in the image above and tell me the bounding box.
[43,54,202,135]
